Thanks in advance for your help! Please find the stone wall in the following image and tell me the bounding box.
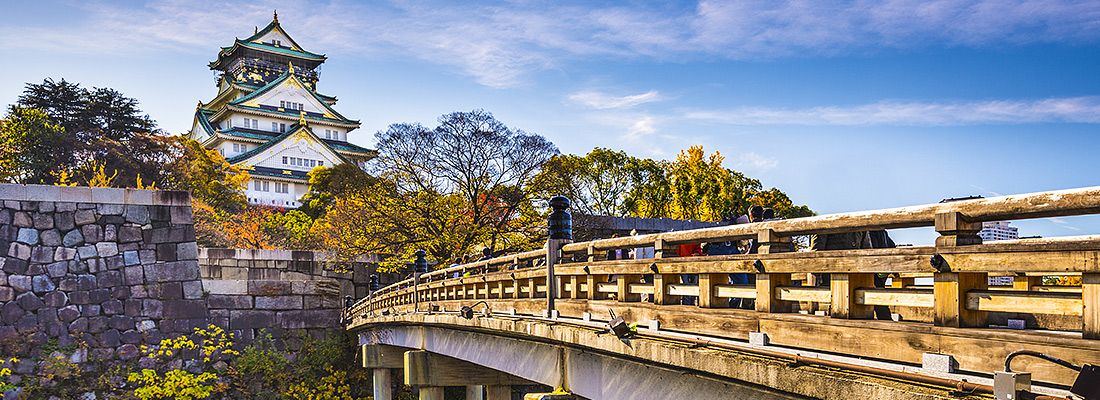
[198,248,394,346]
[0,184,203,363]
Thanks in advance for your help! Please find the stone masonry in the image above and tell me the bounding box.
[198,248,395,347]
[0,184,202,363]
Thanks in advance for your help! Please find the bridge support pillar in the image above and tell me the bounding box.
[418,387,444,400]
[372,368,393,400]
[485,385,511,400]
[466,385,485,400]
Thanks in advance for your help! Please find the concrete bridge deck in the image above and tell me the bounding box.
[349,187,1100,400]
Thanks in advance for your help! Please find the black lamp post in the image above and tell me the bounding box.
[413,249,427,312]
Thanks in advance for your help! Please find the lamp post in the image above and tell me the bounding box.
[546,196,573,316]
[413,249,428,313]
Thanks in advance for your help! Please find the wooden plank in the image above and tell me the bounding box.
[830,273,874,319]
[698,274,726,308]
[756,273,792,313]
[714,285,757,299]
[934,272,987,328]
[856,288,933,308]
[775,287,831,303]
[668,284,700,297]
[627,283,654,295]
[965,290,1082,316]
[569,276,581,299]
[1085,273,1100,339]
[596,282,617,294]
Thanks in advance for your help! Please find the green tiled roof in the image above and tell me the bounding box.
[235,40,325,60]
[220,127,278,142]
[324,140,374,154]
[228,70,356,124]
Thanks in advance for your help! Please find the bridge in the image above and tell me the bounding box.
[347,187,1100,400]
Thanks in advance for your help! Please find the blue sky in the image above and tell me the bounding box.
[2,0,1100,244]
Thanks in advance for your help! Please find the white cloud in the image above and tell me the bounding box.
[2,1,1097,88]
[682,97,1100,126]
[568,90,662,109]
[625,116,658,140]
[732,152,779,171]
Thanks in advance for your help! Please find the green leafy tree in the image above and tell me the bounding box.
[0,107,68,183]
[297,163,374,218]
[161,137,249,213]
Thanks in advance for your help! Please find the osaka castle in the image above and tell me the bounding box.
[187,11,374,208]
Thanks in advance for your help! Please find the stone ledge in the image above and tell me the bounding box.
[0,184,190,206]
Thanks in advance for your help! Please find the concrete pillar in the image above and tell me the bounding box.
[419,387,444,400]
[486,386,511,400]
[466,385,485,400]
[373,368,393,400]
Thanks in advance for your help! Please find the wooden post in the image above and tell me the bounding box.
[652,274,679,305]
[830,273,874,319]
[934,272,988,327]
[569,276,581,299]
[617,275,642,302]
[756,229,793,254]
[698,274,726,308]
[419,387,444,400]
[1013,275,1042,291]
[934,211,982,247]
[756,273,792,313]
[486,386,511,400]
[1084,273,1099,339]
[891,276,915,288]
[466,385,485,400]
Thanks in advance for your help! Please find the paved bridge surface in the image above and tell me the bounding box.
[348,187,1100,400]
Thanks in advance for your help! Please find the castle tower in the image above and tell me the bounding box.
[187,11,375,207]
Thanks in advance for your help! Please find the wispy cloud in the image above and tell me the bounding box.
[1049,217,1082,231]
[3,0,1098,88]
[732,152,779,171]
[682,97,1100,126]
[568,90,662,110]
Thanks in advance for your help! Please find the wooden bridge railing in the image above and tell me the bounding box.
[349,186,1100,386]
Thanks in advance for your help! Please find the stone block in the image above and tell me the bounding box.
[43,291,67,308]
[32,213,54,229]
[77,245,97,260]
[81,225,102,243]
[62,229,84,247]
[109,315,132,330]
[177,242,198,261]
[105,254,124,270]
[156,243,177,261]
[7,242,30,261]
[922,353,958,373]
[0,209,9,226]
[30,246,55,263]
[171,206,193,224]
[12,211,32,227]
[95,242,119,257]
[100,328,120,347]
[182,280,203,299]
[277,309,340,329]
[203,280,247,295]
[229,310,276,330]
[117,343,140,360]
[96,270,124,288]
[0,287,12,302]
[157,282,183,300]
[143,262,199,282]
[74,209,96,226]
[16,292,44,311]
[102,300,123,315]
[103,224,118,242]
[142,299,163,319]
[207,295,252,309]
[162,300,207,319]
[136,320,156,332]
[16,228,38,245]
[97,203,124,216]
[255,296,303,310]
[58,305,80,323]
[118,226,142,243]
[68,317,88,333]
[46,261,68,278]
[54,212,75,231]
[25,185,60,201]
[54,247,77,261]
[124,205,150,225]
[31,275,55,293]
[249,280,292,296]
[124,265,143,285]
[1,302,22,324]
[40,229,61,246]
[37,202,55,213]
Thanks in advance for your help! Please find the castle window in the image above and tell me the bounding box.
[232,143,239,152]
[272,122,278,131]
[262,181,270,192]
[319,161,323,166]
[253,180,261,191]
[282,156,288,165]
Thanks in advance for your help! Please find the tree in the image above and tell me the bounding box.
[319,110,558,267]
[297,163,374,219]
[10,78,166,186]
[0,107,68,183]
[161,138,249,213]
[531,148,635,217]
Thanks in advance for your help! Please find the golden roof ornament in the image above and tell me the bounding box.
[273,10,278,23]
[287,61,294,74]
[299,111,307,126]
